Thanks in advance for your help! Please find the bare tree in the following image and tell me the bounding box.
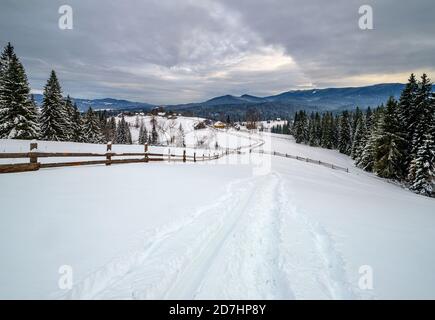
[176,124,186,147]
[246,108,260,130]
[134,115,140,129]
[168,119,178,145]
[150,116,159,145]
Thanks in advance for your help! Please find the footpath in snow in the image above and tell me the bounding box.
[1,128,435,299]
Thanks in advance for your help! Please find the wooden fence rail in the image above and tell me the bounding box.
[0,142,225,174]
[0,142,347,174]
[251,150,349,173]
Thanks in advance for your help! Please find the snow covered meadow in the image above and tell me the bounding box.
[0,116,434,299]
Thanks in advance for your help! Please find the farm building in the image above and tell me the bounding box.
[213,121,226,129]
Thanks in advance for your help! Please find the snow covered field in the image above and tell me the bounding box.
[0,116,260,165]
[1,123,434,299]
[123,115,255,151]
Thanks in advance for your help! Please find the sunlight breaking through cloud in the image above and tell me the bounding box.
[1,0,434,103]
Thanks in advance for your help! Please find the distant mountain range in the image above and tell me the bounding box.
[167,83,434,120]
[33,95,155,112]
[170,83,419,110]
[33,83,435,119]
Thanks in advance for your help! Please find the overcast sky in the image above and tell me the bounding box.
[1,0,434,104]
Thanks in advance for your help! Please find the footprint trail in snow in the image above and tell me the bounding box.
[61,172,356,300]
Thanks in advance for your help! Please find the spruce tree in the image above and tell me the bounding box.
[27,94,40,137]
[115,115,132,144]
[0,43,14,74]
[314,112,322,145]
[292,112,300,142]
[150,116,159,145]
[70,103,83,142]
[410,130,434,196]
[63,95,76,141]
[82,107,103,143]
[284,120,291,135]
[338,111,352,155]
[320,112,334,149]
[0,43,39,139]
[397,74,418,171]
[351,115,366,160]
[0,43,17,137]
[357,107,383,171]
[40,70,67,141]
[320,113,327,148]
[356,108,372,164]
[294,111,308,144]
[138,121,148,144]
[332,114,340,149]
[408,74,433,182]
[106,117,117,143]
[373,97,406,179]
[308,112,316,146]
[352,107,363,137]
[98,111,109,140]
[409,87,434,195]
[115,116,126,144]
[126,121,133,144]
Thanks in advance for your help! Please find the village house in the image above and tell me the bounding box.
[213,121,226,129]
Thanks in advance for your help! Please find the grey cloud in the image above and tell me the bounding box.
[221,0,435,85]
[0,0,434,104]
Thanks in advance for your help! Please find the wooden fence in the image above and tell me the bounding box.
[251,149,349,173]
[0,141,348,174]
[0,142,231,174]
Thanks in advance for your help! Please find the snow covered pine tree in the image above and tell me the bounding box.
[338,111,352,155]
[138,121,148,144]
[373,97,407,179]
[409,76,435,195]
[82,107,104,144]
[115,115,132,144]
[0,42,39,139]
[408,74,433,182]
[40,70,68,141]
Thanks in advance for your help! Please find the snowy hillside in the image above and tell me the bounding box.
[121,115,256,151]
[0,125,434,299]
[0,116,260,165]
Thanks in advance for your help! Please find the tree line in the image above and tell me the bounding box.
[0,42,168,145]
[289,74,434,197]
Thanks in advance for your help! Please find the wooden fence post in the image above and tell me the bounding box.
[183,150,186,163]
[145,143,149,163]
[106,142,112,166]
[30,142,38,164]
